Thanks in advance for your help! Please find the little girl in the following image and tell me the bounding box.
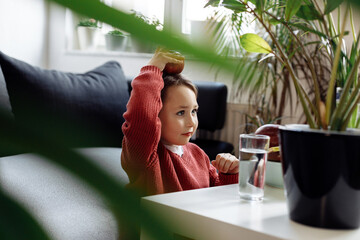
[121,49,239,196]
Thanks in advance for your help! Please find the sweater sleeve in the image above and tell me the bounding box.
[121,66,163,169]
[209,163,238,186]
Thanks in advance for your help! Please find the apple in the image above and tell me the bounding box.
[163,51,185,74]
[255,124,281,162]
[164,61,184,74]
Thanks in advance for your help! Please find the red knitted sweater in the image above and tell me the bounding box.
[121,66,238,196]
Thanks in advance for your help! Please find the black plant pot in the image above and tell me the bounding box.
[279,124,360,229]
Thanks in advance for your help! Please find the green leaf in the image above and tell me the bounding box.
[0,190,51,240]
[204,0,220,8]
[221,0,247,12]
[285,0,302,21]
[240,33,272,53]
[288,22,327,38]
[269,17,281,25]
[296,4,322,20]
[347,0,360,8]
[324,0,344,14]
[255,0,265,12]
[247,0,257,4]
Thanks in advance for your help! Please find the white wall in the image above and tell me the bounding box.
[0,0,48,67]
[46,3,238,94]
[0,0,320,128]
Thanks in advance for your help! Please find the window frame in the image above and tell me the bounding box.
[66,0,210,53]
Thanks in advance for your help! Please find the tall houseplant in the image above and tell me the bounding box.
[211,0,360,131]
[207,0,360,229]
[207,0,360,130]
[204,4,295,126]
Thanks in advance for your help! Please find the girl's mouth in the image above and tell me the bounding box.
[182,132,193,137]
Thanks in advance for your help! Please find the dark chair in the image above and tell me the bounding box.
[191,81,234,160]
[127,79,234,160]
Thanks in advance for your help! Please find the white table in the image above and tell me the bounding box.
[141,184,360,240]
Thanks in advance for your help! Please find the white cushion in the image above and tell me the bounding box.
[0,147,127,240]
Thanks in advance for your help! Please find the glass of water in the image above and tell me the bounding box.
[239,134,270,201]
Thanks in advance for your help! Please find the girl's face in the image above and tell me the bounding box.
[159,85,198,146]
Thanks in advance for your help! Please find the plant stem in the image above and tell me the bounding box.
[313,0,331,39]
[331,50,360,130]
[325,5,349,126]
[326,14,334,38]
[240,0,317,127]
[337,7,341,37]
[313,0,335,68]
[263,9,322,126]
[340,92,360,131]
[350,7,356,41]
[330,32,360,128]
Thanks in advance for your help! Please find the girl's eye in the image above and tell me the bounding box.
[192,109,198,114]
[176,110,185,116]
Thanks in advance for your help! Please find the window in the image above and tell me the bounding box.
[182,0,215,34]
[65,0,224,53]
[111,0,165,26]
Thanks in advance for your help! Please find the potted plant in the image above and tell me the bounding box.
[105,29,128,51]
[205,1,331,126]
[207,0,360,229]
[77,18,101,50]
[129,10,163,53]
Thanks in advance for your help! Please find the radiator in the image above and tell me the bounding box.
[196,103,254,158]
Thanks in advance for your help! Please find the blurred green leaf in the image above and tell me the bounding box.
[221,0,247,12]
[255,0,265,12]
[0,189,51,240]
[285,0,302,21]
[347,0,360,8]
[0,105,173,239]
[269,17,281,25]
[288,22,327,38]
[247,0,257,4]
[296,4,322,20]
[240,33,272,53]
[204,0,220,8]
[324,0,344,14]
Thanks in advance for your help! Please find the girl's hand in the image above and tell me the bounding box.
[148,47,184,71]
[211,153,239,174]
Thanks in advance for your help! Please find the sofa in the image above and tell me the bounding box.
[0,52,233,239]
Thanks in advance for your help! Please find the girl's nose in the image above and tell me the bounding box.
[186,114,197,127]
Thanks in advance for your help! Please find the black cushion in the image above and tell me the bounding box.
[0,52,129,150]
[191,81,233,160]
[195,81,227,131]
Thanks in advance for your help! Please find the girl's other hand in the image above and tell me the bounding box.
[148,47,184,71]
[211,153,239,174]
